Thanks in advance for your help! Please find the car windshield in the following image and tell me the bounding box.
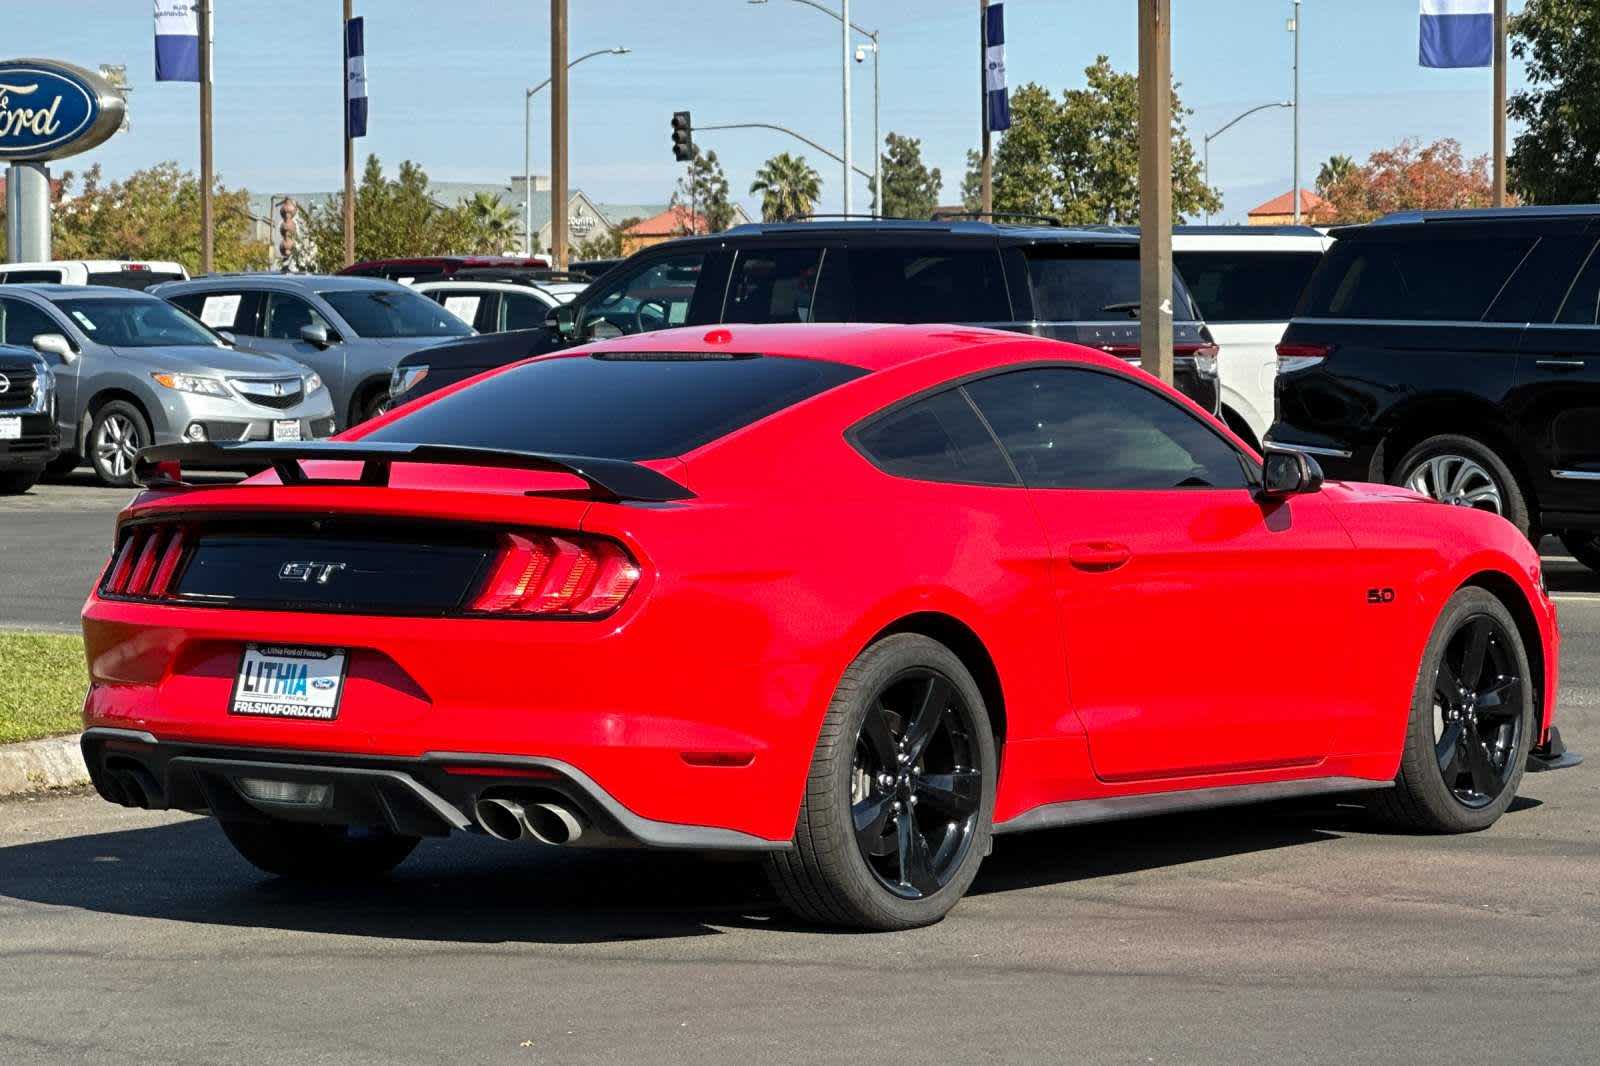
[318,287,474,338]
[53,297,222,348]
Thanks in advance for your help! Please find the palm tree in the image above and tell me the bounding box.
[750,153,822,222]
[465,191,520,251]
[1316,154,1356,195]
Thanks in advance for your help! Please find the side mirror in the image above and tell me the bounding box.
[217,330,237,347]
[299,323,332,348]
[549,302,577,339]
[1259,447,1325,500]
[31,333,76,364]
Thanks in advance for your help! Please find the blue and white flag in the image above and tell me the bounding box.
[984,3,1010,132]
[1420,0,1493,69]
[345,16,368,138]
[154,0,200,82]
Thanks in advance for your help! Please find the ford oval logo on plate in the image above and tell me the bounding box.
[0,59,125,162]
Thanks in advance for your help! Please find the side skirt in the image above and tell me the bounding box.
[992,775,1390,836]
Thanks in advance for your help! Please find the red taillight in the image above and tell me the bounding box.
[147,529,188,597]
[103,525,189,600]
[125,529,165,596]
[468,532,640,617]
[1276,342,1332,372]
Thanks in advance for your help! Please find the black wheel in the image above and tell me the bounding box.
[87,400,150,487]
[1393,434,1531,538]
[353,388,388,426]
[1558,531,1600,574]
[43,451,80,479]
[0,466,43,494]
[1373,586,1535,832]
[765,633,996,930]
[218,819,419,880]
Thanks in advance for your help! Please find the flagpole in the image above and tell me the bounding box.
[979,0,991,215]
[1493,0,1506,206]
[198,0,214,273]
[342,0,356,267]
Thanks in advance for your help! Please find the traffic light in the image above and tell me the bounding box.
[671,110,694,162]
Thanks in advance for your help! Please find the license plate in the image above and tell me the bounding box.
[272,419,302,442]
[230,644,347,721]
[0,417,18,441]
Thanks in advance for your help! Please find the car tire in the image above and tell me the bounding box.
[1393,434,1531,539]
[1558,531,1600,574]
[218,819,419,880]
[354,388,388,426]
[43,452,80,479]
[765,633,996,930]
[87,400,151,487]
[1372,586,1535,833]
[0,466,43,494]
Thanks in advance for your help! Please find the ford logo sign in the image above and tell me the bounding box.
[0,59,125,162]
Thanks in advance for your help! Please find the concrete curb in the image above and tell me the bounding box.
[0,733,89,796]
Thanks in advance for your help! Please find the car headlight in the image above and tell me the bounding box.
[151,372,230,397]
[303,371,323,393]
[390,364,429,398]
[33,364,54,396]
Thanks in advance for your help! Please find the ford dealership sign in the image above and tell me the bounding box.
[0,59,124,162]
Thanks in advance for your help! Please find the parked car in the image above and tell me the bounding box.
[0,346,58,493]
[156,274,472,428]
[339,255,550,284]
[0,259,188,290]
[0,285,333,486]
[388,219,1222,411]
[1172,226,1330,449]
[82,323,1573,930]
[414,280,567,334]
[1271,204,1600,565]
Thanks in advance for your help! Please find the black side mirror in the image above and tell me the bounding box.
[1260,447,1325,499]
[549,303,577,339]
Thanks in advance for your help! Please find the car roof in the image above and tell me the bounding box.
[709,218,1140,247]
[413,280,555,295]
[158,273,409,293]
[0,284,164,300]
[1334,203,1600,237]
[4,259,185,271]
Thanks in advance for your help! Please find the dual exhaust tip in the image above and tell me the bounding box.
[474,795,585,846]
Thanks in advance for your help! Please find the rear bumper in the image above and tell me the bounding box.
[81,727,786,850]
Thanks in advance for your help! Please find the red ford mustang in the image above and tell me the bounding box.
[80,324,1578,930]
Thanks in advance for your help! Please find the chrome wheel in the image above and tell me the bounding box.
[92,412,142,480]
[850,669,982,900]
[1405,454,1503,514]
[1431,614,1523,809]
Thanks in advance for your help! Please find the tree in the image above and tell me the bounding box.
[750,152,822,222]
[48,163,268,273]
[959,59,1220,224]
[464,191,519,252]
[1508,0,1600,203]
[573,216,639,261]
[1315,154,1355,196]
[302,155,504,269]
[1321,139,1495,224]
[875,132,942,219]
[670,150,733,233]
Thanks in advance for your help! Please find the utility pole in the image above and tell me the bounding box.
[979,0,992,215]
[1138,0,1173,386]
[1291,0,1301,224]
[550,0,569,268]
[841,0,853,214]
[1493,0,1506,206]
[342,0,355,267]
[198,0,214,273]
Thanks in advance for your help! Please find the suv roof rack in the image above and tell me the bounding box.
[780,212,912,223]
[933,211,1063,226]
[1361,204,1600,228]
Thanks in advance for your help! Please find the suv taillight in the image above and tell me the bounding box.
[1276,342,1332,373]
[1175,342,1219,378]
[102,525,189,600]
[468,532,640,617]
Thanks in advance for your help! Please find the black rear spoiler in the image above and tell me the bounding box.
[133,441,695,503]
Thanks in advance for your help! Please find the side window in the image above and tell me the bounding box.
[1555,243,1600,326]
[723,247,839,324]
[853,388,1017,486]
[1486,236,1595,323]
[848,247,1009,323]
[1299,236,1535,321]
[0,297,64,347]
[965,367,1250,490]
[169,291,259,333]
[500,291,551,332]
[3,269,64,284]
[436,290,487,327]
[581,253,706,339]
[263,293,333,340]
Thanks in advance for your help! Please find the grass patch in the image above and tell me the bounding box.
[0,632,87,744]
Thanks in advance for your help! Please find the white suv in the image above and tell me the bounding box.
[1173,228,1329,449]
[0,260,188,291]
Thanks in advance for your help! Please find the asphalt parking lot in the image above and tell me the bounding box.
[1,480,1597,1064]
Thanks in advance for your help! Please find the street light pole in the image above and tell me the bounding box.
[1202,101,1292,224]
[841,0,852,214]
[1290,0,1302,223]
[523,46,628,257]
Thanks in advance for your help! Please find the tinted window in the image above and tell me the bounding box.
[724,248,844,323]
[87,270,186,290]
[0,298,62,347]
[581,253,706,339]
[1298,235,1535,321]
[1173,251,1322,323]
[965,367,1248,490]
[53,298,222,348]
[264,293,334,339]
[3,270,62,283]
[500,291,551,332]
[1485,236,1596,323]
[1555,243,1600,326]
[1025,249,1199,322]
[367,353,866,460]
[854,388,1016,485]
[319,287,472,338]
[848,248,1009,323]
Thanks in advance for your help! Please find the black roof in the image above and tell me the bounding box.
[1333,204,1600,238]
[697,217,1140,247]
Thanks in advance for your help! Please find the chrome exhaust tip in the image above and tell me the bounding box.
[474,797,529,842]
[523,801,585,846]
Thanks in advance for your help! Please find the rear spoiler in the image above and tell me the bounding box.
[133,441,695,503]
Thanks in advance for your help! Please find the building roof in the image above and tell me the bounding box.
[624,205,710,237]
[1248,188,1332,218]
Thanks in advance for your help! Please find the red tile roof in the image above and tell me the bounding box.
[1248,188,1331,218]
[624,205,708,236]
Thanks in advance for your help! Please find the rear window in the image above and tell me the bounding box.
[1025,248,1199,322]
[847,248,1010,323]
[88,270,186,291]
[1173,251,1322,323]
[367,353,867,459]
[1298,235,1535,321]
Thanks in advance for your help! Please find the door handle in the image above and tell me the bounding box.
[1536,359,1586,371]
[1067,541,1131,571]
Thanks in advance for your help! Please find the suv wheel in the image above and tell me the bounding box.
[1393,434,1531,538]
[87,400,150,487]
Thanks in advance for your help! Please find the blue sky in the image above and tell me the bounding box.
[35,1,1527,222]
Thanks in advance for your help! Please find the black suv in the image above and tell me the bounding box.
[0,345,58,493]
[1272,205,1600,564]
[387,219,1220,413]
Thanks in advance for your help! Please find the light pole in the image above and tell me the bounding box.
[1289,0,1301,223]
[1202,101,1292,224]
[523,45,629,257]
[749,0,880,214]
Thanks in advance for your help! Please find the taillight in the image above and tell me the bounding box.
[101,525,190,600]
[1276,342,1332,373]
[468,532,640,617]
[1176,342,1219,378]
